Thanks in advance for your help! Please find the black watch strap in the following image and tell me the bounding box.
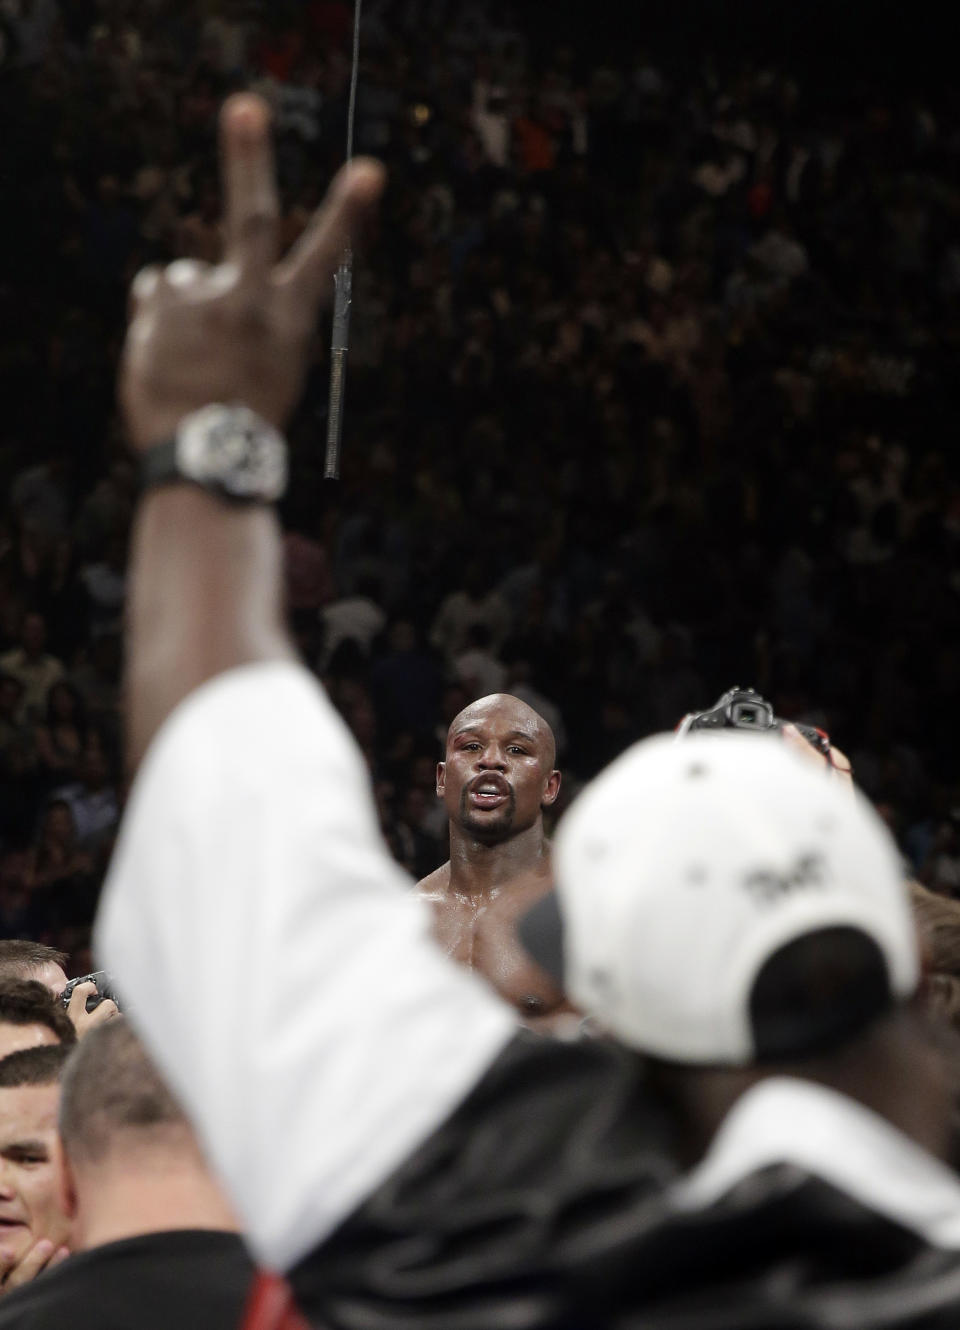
[139,405,288,504]
[139,437,183,492]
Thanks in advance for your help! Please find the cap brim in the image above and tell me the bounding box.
[516,890,566,986]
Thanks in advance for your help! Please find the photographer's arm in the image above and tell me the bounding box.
[97,96,512,1273]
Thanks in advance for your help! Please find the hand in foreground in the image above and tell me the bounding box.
[0,1239,69,1295]
[121,94,385,451]
[65,980,120,1038]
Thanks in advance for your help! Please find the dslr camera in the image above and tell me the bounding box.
[676,686,831,758]
[61,970,121,1014]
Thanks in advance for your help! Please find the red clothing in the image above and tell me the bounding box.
[241,1273,310,1330]
[513,116,556,174]
[253,30,303,82]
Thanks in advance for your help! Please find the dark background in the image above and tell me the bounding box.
[0,0,958,967]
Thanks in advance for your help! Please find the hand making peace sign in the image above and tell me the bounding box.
[120,94,385,452]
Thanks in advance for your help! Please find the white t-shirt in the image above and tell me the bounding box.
[95,662,513,1272]
[94,667,960,1330]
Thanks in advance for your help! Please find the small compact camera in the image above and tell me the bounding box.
[676,686,831,758]
[61,971,121,1014]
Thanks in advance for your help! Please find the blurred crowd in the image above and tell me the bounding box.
[1,0,959,966]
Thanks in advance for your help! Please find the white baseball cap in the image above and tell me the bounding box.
[519,732,918,1065]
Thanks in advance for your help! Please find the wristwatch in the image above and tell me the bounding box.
[140,404,288,504]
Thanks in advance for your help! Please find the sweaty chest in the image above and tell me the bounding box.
[431,894,564,1017]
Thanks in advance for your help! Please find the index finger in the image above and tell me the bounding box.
[220,93,279,279]
[66,981,96,1012]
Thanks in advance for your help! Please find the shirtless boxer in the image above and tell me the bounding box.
[416,693,570,1024]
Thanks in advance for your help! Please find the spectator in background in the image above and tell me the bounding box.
[174,180,224,265]
[0,856,35,943]
[22,801,95,922]
[0,1022,255,1330]
[454,622,507,696]
[0,738,45,852]
[77,533,127,637]
[923,811,960,898]
[68,632,122,738]
[0,981,75,1059]
[319,575,387,669]
[0,943,68,999]
[8,460,70,547]
[0,948,118,1042]
[52,741,119,851]
[0,677,28,754]
[472,74,511,168]
[200,0,255,77]
[369,619,444,739]
[430,562,510,661]
[513,94,558,175]
[0,1046,71,1297]
[0,614,64,725]
[81,174,139,293]
[282,527,334,615]
[34,682,88,789]
[391,784,443,881]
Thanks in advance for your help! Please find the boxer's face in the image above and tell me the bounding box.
[438,695,560,844]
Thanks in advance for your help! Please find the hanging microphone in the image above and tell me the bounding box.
[323,0,362,481]
[324,252,352,479]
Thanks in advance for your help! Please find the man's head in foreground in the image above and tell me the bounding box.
[521,732,933,1148]
[0,980,76,1060]
[0,1045,71,1272]
[58,1018,237,1249]
[438,694,560,844]
[0,943,68,1002]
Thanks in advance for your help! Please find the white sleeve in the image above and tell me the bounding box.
[95,662,513,1272]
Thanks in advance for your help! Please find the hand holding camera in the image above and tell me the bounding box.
[677,686,853,786]
[61,971,121,1037]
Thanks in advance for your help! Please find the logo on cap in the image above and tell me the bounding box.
[744,852,827,906]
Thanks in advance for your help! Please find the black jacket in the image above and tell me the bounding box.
[0,1229,254,1330]
[291,1036,960,1330]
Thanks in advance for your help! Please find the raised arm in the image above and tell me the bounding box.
[95,96,512,1274]
[121,95,381,767]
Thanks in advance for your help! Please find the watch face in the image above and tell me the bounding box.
[177,405,287,501]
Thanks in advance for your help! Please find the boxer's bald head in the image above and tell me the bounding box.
[439,695,560,844]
